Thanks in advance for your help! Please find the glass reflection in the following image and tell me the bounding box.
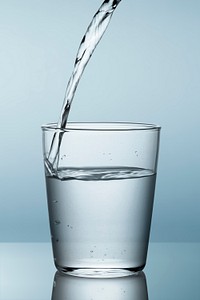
[51,271,148,300]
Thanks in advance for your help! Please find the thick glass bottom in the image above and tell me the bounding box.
[56,265,145,278]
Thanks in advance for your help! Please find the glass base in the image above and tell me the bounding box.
[56,266,145,278]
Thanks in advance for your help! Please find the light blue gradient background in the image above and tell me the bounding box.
[0,0,199,242]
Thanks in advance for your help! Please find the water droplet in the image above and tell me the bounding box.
[52,200,58,204]
[53,280,56,287]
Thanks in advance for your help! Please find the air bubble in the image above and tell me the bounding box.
[54,220,61,225]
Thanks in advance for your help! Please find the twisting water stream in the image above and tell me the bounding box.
[47,0,122,173]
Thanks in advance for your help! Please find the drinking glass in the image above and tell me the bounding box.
[51,271,148,299]
[42,122,161,277]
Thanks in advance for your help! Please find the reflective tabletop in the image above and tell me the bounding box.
[0,243,199,299]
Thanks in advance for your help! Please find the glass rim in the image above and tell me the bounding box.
[41,122,161,132]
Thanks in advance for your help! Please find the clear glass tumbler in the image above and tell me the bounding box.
[51,271,148,299]
[42,122,161,277]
